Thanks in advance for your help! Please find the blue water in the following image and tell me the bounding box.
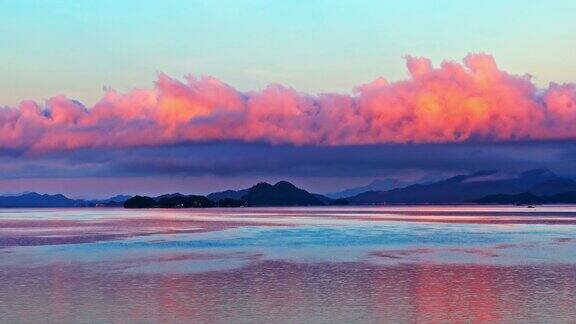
[1,206,575,323]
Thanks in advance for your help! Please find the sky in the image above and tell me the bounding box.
[1,0,576,198]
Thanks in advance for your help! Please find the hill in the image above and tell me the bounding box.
[346,169,576,204]
[242,181,325,206]
[0,192,84,207]
[475,191,576,204]
[326,178,409,199]
[123,181,331,208]
[207,189,249,201]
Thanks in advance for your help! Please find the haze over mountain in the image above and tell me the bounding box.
[0,192,84,208]
[207,189,250,202]
[347,169,576,204]
[0,192,131,208]
[327,179,411,199]
[3,169,576,208]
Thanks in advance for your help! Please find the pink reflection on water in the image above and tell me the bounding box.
[1,207,576,322]
[1,261,575,323]
[2,206,576,248]
[0,215,293,247]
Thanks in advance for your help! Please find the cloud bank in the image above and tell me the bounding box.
[2,53,576,153]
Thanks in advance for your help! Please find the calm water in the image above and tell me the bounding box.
[1,206,576,323]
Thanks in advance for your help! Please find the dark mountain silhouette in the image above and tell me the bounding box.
[154,193,186,201]
[475,191,576,204]
[242,181,325,206]
[346,169,576,204]
[312,194,334,205]
[326,178,410,199]
[156,195,215,208]
[124,194,215,208]
[216,198,245,207]
[5,172,574,208]
[207,182,334,206]
[123,181,326,208]
[105,195,132,203]
[549,191,576,202]
[86,195,132,207]
[528,178,576,195]
[207,189,249,201]
[474,192,542,204]
[124,196,156,208]
[328,198,350,206]
[0,192,85,207]
[0,192,134,208]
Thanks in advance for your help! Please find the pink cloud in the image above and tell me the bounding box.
[2,53,576,153]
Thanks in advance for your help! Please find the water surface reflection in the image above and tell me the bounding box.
[1,206,576,323]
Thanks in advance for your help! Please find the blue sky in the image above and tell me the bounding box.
[1,0,575,106]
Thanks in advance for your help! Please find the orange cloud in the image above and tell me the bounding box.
[1,53,575,153]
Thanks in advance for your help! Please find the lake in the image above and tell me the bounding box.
[1,206,575,323]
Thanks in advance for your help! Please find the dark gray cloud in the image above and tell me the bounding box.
[2,141,576,180]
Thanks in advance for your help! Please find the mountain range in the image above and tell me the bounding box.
[242,181,325,206]
[0,192,132,208]
[3,168,576,207]
[326,178,410,199]
[474,191,576,204]
[124,181,337,208]
[0,192,83,208]
[346,169,576,204]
